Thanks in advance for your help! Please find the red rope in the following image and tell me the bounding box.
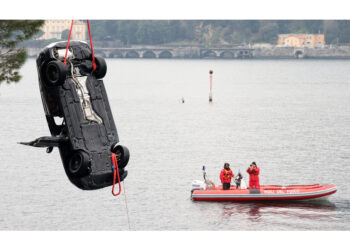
[63,20,74,66]
[86,20,96,71]
[111,152,122,196]
[63,19,96,71]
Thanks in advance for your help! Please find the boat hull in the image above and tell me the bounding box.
[191,184,337,201]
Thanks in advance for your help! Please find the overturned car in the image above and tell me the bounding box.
[21,40,129,190]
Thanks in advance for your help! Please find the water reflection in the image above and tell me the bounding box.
[222,200,336,222]
[221,203,262,222]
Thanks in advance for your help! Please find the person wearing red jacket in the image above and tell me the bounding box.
[247,162,260,189]
[220,163,234,190]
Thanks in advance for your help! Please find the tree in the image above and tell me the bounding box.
[61,29,70,40]
[323,20,339,44]
[117,21,139,45]
[32,30,44,40]
[337,20,350,43]
[90,20,109,41]
[259,22,279,43]
[0,20,44,85]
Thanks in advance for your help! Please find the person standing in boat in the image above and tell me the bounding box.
[247,162,260,189]
[220,163,234,190]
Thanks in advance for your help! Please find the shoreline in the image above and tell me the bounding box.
[25,45,350,60]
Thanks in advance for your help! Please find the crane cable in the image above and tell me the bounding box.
[63,19,97,71]
[86,20,97,71]
[123,181,132,230]
[111,152,132,230]
[63,20,74,66]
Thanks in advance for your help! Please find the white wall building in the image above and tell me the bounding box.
[38,20,87,40]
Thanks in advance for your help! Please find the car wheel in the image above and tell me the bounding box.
[45,60,67,86]
[68,150,91,177]
[93,56,107,79]
[111,144,130,168]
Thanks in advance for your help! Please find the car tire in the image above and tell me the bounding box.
[68,150,91,177]
[111,144,130,168]
[45,60,67,86]
[93,56,107,79]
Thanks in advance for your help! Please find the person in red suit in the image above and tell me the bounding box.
[247,162,260,189]
[220,163,234,190]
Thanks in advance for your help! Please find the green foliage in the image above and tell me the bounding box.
[0,20,44,85]
[17,20,350,54]
[61,29,70,40]
[337,20,350,43]
[210,28,221,45]
[32,30,44,40]
[86,20,345,46]
[89,20,199,45]
[260,22,279,43]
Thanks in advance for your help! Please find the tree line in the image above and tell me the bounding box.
[89,20,350,46]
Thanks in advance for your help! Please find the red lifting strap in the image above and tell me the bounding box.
[63,20,74,66]
[111,153,122,196]
[63,19,97,70]
[86,20,97,71]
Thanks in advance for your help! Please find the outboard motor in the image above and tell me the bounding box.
[191,180,206,193]
[191,166,215,193]
[21,40,129,190]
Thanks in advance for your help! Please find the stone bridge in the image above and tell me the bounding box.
[94,47,254,59]
[30,45,350,59]
[26,45,255,59]
[199,48,254,59]
[94,47,175,58]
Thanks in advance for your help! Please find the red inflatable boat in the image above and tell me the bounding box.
[191,183,337,202]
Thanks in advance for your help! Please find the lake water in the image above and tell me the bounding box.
[0,58,349,230]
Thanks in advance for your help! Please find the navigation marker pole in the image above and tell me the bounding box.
[209,70,213,102]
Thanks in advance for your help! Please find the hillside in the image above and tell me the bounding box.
[89,20,350,46]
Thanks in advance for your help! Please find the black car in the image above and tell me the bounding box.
[21,40,129,190]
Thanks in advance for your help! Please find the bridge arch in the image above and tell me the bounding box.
[142,50,156,58]
[159,50,173,58]
[236,50,252,59]
[125,50,140,58]
[295,50,304,59]
[220,51,234,59]
[202,50,217,58]
[110,51,124,58]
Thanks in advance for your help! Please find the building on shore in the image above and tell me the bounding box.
[38,20,87,40]
[277,34,325,48]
